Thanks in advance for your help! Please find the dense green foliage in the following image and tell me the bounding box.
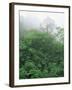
[19,30,64,79]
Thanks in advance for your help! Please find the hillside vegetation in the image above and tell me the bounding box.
[19,29,64,79]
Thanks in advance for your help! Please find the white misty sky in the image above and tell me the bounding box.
[20,11,64,28]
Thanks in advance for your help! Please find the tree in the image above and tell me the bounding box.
[56,27,64,43]
[19,29,64,79]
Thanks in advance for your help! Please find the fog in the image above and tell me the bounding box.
[19,11,64,35]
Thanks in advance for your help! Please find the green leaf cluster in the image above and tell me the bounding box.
[19,29,64,79]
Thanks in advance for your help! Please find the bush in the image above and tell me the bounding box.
[19,30,64,79]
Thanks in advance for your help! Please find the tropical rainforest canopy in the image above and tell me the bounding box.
[19,28,64,79]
